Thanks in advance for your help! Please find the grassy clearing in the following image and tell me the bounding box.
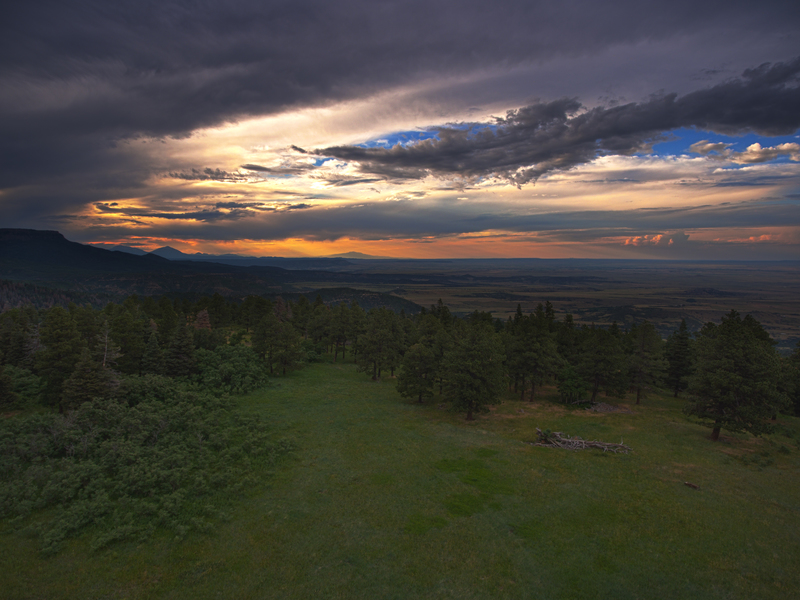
[2,361,800,599]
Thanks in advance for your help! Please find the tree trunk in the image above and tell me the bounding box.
[372,361,377,381]
[520,374,526,401]
[418,392,423,403]
[636,386,641,404]
[711,423,721,441]
[530,379,536,402]
[466,409,474,421]
[590,377,599,403]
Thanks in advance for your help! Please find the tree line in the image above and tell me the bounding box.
[2,291,797,553]
[1,294,799,440]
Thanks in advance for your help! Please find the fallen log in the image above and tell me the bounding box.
[527,428,632,454]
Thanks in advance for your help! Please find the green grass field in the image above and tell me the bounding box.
[2,361,800,599]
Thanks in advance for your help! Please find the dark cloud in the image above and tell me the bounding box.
[77,195,800,245]
[214,201,271,210]
[314,59,800,185]
[240,163,317,176]
[2,2,798,185]
[2,0,799,260]
[169,167,247,181]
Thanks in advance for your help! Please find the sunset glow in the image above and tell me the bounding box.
[2,2,798,260]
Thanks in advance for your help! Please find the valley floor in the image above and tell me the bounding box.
[2,361,800,599]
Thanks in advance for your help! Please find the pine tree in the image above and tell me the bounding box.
[163,325,196,378]
[513,313,561,401]
[35,306,83,406]
[442,323,504,420]
[665,319,693,397]
[577,325,627,403]
[273,321,304,375]
[141,330,163,375]
[106,304,147,374]
[0,363,17,408]
[253,312,280,374]
[788,345,800,417]
[627,321,666,404]
[356,307,402,380]
[61,347,116,410]
[96,318,122,370]
[685,310,787,441]
[397,343,437,403]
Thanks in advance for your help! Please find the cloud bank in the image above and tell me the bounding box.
[313,59,800,185]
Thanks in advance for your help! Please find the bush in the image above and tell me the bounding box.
[0,381,291,554]
[2,365,44,408]
[192,345,269,395]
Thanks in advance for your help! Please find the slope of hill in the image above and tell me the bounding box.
[0,230,420,310]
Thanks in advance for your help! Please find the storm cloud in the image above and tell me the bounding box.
[314,59,800,185]
[1,0,798,259]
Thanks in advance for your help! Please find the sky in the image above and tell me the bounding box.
[1,0,799,260]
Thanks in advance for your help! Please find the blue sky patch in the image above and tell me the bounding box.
[651,127,800,160]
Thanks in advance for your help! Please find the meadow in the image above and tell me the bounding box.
[2,359,799,599]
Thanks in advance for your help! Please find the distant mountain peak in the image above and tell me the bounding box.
[149,246,188,259]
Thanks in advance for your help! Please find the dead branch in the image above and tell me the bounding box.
[528,428,632,454]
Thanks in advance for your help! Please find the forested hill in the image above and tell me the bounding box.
[0,229,369,298]
[0,229,174,275]
[0,230,422,311]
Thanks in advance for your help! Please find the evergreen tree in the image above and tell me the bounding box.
[788,344,800,417]
[685,310,787,441]
[513,312,561,401]
[557,364,589,404]
[61,346,116,410]
[0,363,17,408]
[577,325,627,403]
[253,312,280,374]
[95,318,122,370]
[665,319,693,397]
[330,303,351,362]
[0,306,37,367]
[356,307,402,380]
[555,313,579,366]
[155,296,179,341]
[397,343,437,403]
[163,325,196,378]
[106,304,147,374]
[430,299,453,330]
[141,330,163,375]
[241,295,272,333]
[273,321,305,375]
[442,323,504,420]
[307,303,332,353]
[69,303,101,352]
[35,306,83,406]
[290,295,312,337]
[627,321,666,404]
[347,301,367,362]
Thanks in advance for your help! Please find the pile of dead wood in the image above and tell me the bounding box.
[529,428,632,454]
